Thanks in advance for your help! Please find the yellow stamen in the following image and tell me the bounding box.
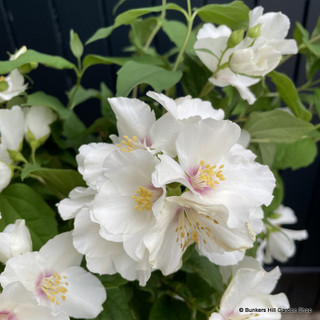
[41,272,68,305]
[132,186,153,212]
[117,135,138,152]
[0,76,6,82]
[199,161,225,188]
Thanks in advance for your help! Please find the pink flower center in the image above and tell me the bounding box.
[0,311,17,320]
[36,271,68,306]
[187,160,225,194]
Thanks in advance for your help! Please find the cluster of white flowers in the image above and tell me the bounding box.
[194,6,298,104]
[58,91,276,285]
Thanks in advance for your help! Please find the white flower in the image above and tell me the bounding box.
[147,91,224,121]
[23,106,57,144]
[194,7,297,104]
[145,192,255,274]
[210,258,289,320]
[0,219,32,264]
[58,145,156,285]
[260,205,308,264]
[0,282,69,320]
[0,232,106,319]
[0,106,25,151]
[0,47,27,103]
[108,96,180,155]
[152,118,275,228]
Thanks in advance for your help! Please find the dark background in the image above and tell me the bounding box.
[0,0,319,272]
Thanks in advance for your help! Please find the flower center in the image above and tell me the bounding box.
[175,208,219,250]
[0,311,16,320]
[116,135,152,152]
[40,272,68,306]
[132,186,162,212]
[0,76,6,82]
[189,160,225,193]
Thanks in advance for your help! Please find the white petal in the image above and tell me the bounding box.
[39,232,82,271]
[259,12,290,40]
[249,6,264,29]
[0,106,24,150]
[0,70,27,103]
[108,97,155,139]
[24,106,57,141]
[176,119,240,173]
[59,266,106,319]
[269,39,298,55]
[57,187,95,220]
[0,144,11,164]
[283,228,308,241]
[271,205,296,225]
[76,142,116,190]
[0,161,11,192]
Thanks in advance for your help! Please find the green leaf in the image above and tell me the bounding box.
[244,110,314,143]
[114,4,184,28]
[66,85,100,109]
[182,250,225,294]
[21,164,86,198]
[0,50,76,74]
[25,91,70,120]
[96,287,132,320]
[82,55,129,72]
[130,17,158,52]
[269,71,312,121]
[263,170,283,215]
[116,61,182,96]
[98,274,128,289]
[149,295,191,320]
[0,183,58,250]
[162,20,196,53]
[273,138,317,170]
[198,1,250,30]
[314,88,320,117]
[70,29,84,59]
[86,25,114,45]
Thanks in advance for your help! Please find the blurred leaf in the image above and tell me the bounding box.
[273,139,317,170]
[198,1,250,30]
[0,50,75,74]
[130,17,158,52]
[244,110,314,143]
[86,26,113,45]
[82,55,128,72]
[25,91,70,120]
[96,287,132,320]
[269,71,312,121]
[0,183,58,250]
[182,250,225,294]
[314,88,320,117]
[98,274,128,289]
[263,171,283,215]
[116,61,182,96]
[66,85,100,110]
[70,29,84,59]
[162,20,196,53]
[149,295,191,320]
[114,4,184,28]
[21,164,86,198]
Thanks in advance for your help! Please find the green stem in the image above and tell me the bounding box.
[143,0,167,52]
[172,8,197,71]
[199,81,215,98]
[67,73,82,109]
[161,279,210,316]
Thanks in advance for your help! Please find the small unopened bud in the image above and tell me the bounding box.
[18,62,38,74]
[227,29,245,48]
[247,24,261,39]
[0,78,9,92]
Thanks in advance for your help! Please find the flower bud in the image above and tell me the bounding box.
[18,62,38,74]
[0,77,9,92]
[0,219,32,264]
[247,24,261,38]
[227,29,245,48]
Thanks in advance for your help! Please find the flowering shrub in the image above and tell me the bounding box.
[0,0,318,319]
